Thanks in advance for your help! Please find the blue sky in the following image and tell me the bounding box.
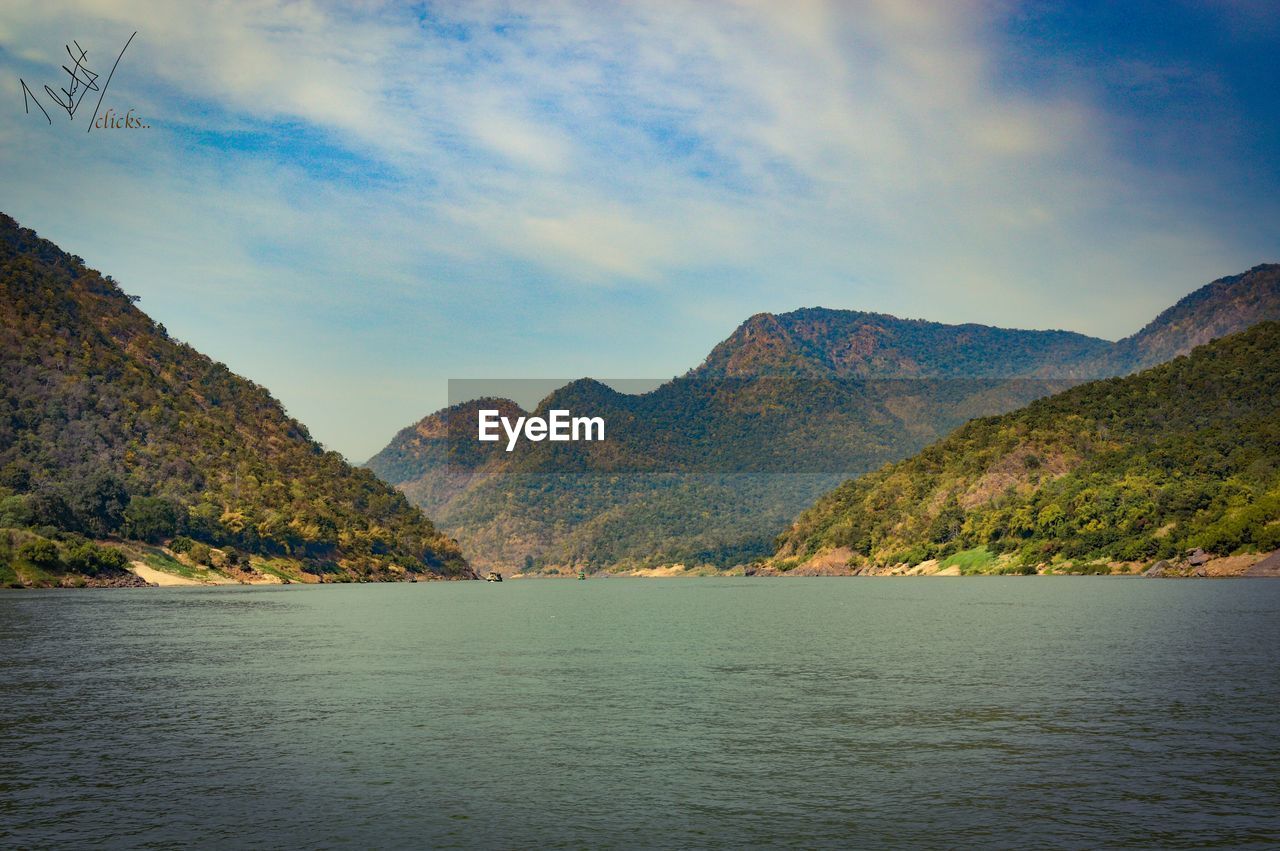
[1,1,1276,460]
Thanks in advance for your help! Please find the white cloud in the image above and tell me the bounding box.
[0,0,1270,457]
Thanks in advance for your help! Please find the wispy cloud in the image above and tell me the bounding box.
[0,0,1274,458]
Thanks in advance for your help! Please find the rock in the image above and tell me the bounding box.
[1187,548,1210,566]
[745,564,783,577]
[1143,560,1170,578]
[1245,550,1280,577]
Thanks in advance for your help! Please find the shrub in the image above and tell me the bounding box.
[64,543,98,575]
[1256,524,1280,553]
[1068,562,1112,575]
[169,535,196,553]
[1114,536,1158,562]
[65,542,128,575]
[99,548,128,572]
[18,538,61,570]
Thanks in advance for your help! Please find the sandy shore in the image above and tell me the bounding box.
[129,562,201,586]
[128,562,241,586]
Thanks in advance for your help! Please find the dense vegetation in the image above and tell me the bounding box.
[0,526,141,588]
[0,213,470,584]
[775,323,1280,568]
[368,374,1075,571]
[369,267,1279,573]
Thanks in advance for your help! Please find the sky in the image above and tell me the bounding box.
[1,1,1277,460]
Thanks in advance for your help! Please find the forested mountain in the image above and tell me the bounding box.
[370,264,1280,573]
[694,309,1112,379]
[1103,264,1280,373]
[774,322,1280,570]
[0,213,471,585]
[368,371,1086,572]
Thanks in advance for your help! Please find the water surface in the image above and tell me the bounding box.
[2,578,1278,848]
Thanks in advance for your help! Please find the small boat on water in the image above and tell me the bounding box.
[484,571,503,582]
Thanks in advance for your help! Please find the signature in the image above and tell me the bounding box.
[19,31,137,132]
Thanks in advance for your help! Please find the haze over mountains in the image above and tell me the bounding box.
[0,215,471,585]
[369,264,1280,573]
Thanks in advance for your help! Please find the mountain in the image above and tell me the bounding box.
[694,309,1112,378]
[773,322,1280,572]
[369,264,1280,574]
[0,213,472,586]
[1104,264,1280,373]
[368,319,1113,572]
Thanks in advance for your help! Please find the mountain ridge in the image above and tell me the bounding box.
[1105,263,1280,372]
[368,262,1279,573]
[692,307,1115,379]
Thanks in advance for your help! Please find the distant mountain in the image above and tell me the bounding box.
[773,322,1280,571]
[370,318,1119,572]
[1103,264,1280,373]
[369,264,1280,574]
[0,213,471,585]
[695,309,1112,378]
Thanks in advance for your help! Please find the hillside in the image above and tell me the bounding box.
[370,264,1280,574]
[1104,264,1280,373]
[368,319,1111,572]
[0,213,472,586]
[773,322,1280,571]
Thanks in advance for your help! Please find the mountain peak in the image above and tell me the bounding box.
[1109,263,1280,372]
[695,305,1112,379]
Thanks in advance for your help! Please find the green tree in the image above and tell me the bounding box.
[122,496,182,543]
[0,494,33,528]
[0,464,31,493]
[28,491,74,530]
[65,473,129,537]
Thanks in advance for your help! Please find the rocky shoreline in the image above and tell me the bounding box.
[747,546,1280,578]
